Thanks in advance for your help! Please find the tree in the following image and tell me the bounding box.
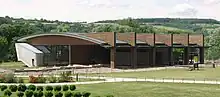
[205,28,220,60]
[118,17,140,28]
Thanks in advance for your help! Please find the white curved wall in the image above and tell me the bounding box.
[15,43,43,67]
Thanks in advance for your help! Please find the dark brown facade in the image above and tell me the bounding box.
[18,32,205,69]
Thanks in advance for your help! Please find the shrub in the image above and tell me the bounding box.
[9,85,17,92]
[36,86,44,91]
[54,85,61,91]
[73,92,82,97]
[4,89,12,96]
[44,91,53,97]
[45,86,53,91]
[29,75,37,83]
[0,85,7,91]
[64,91,72,97]
[28,84,36,91]
[82,91,91,97]
[62,85,69,91]
[106,95,114,97]
[36,76,46,83]
[38,91,44,97]
[69,85,76,91]
[17,92,24,97]
[17,78,24,83]
[55,91,63,97]
[18,84,27,92]
[25,90,34,97]
[59,71,72,82]
[33,91,44,97]
[4,73,17,83]
[48,75,57,83]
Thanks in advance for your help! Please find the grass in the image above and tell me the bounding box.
[76,82,220,97]
[81,67,220,80]
[0,62,25,69]
[1,82,220,97]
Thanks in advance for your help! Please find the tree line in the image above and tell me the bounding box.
[0,16,219,62]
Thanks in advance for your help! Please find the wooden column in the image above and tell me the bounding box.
[68,45,71,65]
[152,47,156,66]
[184,47,189,65]
[110,47,116,69]
[200,47,204,64]
[168,47,173,66]
[131,47,137,68]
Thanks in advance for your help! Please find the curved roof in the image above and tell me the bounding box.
[17,33,107,45]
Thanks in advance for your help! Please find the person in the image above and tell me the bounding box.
[212,60,216,68]
[193,56,199,70]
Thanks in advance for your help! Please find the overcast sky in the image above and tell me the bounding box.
[0,0,219,22]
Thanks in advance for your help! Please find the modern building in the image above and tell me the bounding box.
[15,32,205,68]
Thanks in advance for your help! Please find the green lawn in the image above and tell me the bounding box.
[0,62,25,69]
[82,67,220,80]
[76,82,220,97]
[1,82,220,97]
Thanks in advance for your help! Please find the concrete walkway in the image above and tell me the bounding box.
[1,75,220,86]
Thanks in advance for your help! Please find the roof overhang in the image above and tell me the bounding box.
[17,33,108,46]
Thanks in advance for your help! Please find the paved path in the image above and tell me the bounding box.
[1,75,220,86]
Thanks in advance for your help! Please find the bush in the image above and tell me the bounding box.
[17,92,24,97]
[4,89,12,96]
[44,91,53,97]
[17,78,24,83]
[36,86,43,91]
[36,76,46,83]
[45,86,53,91]
[55,91,63,97]
[106,95,114,97]
[29,76,37,83]
[82,91,91,97]
[73,92,82,97]
[0,85,7,91]
[64,91,72,97]
[18,84,27,92]
[62,85,69,91]
[54,85,61,91]
[4,73,17,83]
[33,91,44,97]
[48,75,57,83]
[9,85,17,92]
[28,84,36,91]
[70,85,76,91]
[38,91,44,97]
[59,71,72,82]
[25,90,34,97]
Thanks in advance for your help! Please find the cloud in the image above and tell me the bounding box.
[203,0,220,5]
[0,0,219,22]
[170,3,198,17]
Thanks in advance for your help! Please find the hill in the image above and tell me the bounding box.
[0,16,220,62]
[95,18,220,33]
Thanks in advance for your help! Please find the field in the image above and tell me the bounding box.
[83,67,220,80]
[1,82,220,97]
[76,82,220,97]
[0,62,25,69]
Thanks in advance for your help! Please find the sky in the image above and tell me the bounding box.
[0,0,219,22]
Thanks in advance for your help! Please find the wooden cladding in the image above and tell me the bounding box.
[155,34,172,46]
[84,32,116,46]
[26,32,204,47]
[116,32,136,46]
[137,34,154,46]
[173,34,189,46]
[136,33,203,46]
[189,34,204,46]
